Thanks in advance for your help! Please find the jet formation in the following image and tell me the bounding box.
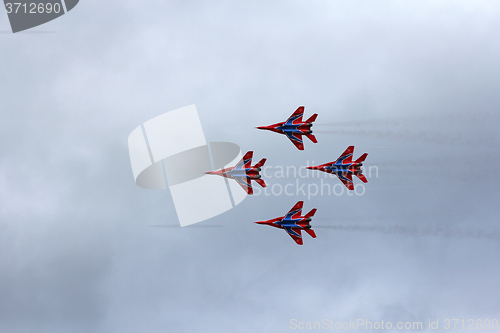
[205,106,369,245]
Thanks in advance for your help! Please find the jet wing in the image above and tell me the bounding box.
[234,151,253,170]
[232,176,253,195]
[334,146,354,164]
[284,201,303,220]
[284,226,303,245]
[284,132,304,150]
[336,172,354,190]
[284,106,305,125]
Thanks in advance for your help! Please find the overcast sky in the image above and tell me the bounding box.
[1,1,500,332]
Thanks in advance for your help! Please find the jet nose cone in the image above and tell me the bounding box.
[306,166,314,169]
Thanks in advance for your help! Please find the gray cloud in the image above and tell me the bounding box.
[1,1,500,332]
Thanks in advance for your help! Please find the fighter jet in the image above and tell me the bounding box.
[255,201,317,245]
[306,146,368,190]
[256,106,318,150]
[206,151,266,195]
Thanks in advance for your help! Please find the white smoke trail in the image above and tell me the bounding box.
[314,224,500,241]
[313,112,499,147]
[315,112,500,128]
[313,129,488,146]
[149,225,224,228]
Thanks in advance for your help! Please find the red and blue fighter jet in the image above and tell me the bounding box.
[306,146,368,190]
[206,151,266,195]
[256,106,318,150]
[255,201,317,245]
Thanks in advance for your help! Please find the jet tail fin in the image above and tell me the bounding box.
[254,158,267,168]
[305,133,318,143]
[304,228,316,238]
[355,153,368,163]
[304,208,317,218]
[305,113,318,123]
[255,178,267,188]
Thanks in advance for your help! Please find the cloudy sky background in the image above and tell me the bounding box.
[1,1,500,332]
